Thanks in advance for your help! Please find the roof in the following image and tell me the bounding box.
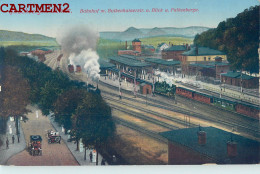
[159,127,259,164]
[30,135,42,142]
[99,59,116,69]
[38,48,50,51]
[189,63,215,69]
[182,47,225,56]
[145,58,180,66]
[144,45,155,49]
[164,45,186,52]
[158,43,167,47]
[109,56,151,67]
[221,71,256,80]
[132,38,141,42]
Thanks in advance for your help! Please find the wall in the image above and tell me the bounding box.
[182,55,227,62]
[168,142,214,164]
[162,50,185,61]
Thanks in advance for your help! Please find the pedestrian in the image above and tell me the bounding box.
[101,159,106,165]
[12,135,15,144]
[89,151,93,162]
[6,137,9,149]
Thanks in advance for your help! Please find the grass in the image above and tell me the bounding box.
[0,36,193,59]
[0,41,59,47]
[140,36,193,47]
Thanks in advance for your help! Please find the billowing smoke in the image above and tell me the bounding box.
[57,25,100,80]
[155,71,174,86]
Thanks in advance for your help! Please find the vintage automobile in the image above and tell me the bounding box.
[28,135,42,156]
[47,130,61,144]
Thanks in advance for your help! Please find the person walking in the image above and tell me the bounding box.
[89,151,93,162]
[6,137,9,149]
[12,135,15,144]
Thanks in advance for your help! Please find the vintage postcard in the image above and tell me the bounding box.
[0,0,259,173]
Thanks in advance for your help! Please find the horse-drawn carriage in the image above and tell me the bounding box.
[47,130,61,144]
[28,135,42,156]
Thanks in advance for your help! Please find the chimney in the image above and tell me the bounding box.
[197,127,206,145]
[125,41,127,50]
[227,134,237,158]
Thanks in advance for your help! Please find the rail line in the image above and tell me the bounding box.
[103,94,197,128]
[99,81,260,138]
[114,118,168,144]
[110,103,180,130]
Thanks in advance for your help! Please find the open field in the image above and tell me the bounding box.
[0,41,59,47]
[140,36,193,47]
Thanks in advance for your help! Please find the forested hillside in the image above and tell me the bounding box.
[194,6,259,74]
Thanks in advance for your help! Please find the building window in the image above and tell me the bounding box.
[208,57,211,61]
[204,57,206,61]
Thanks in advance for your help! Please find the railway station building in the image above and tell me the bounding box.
[99,59,116,75]
[162,44,188,61]
[109,55,152,80]
[144,58,181,75]
[181,47,227,76]
[220,71,259,89]
[160,126,259,165]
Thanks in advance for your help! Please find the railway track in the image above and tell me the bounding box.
[110,102,180,130]
[103,93,197,128]
[99,80,260,138]
[114,117,168,144]
[47,55,260,140]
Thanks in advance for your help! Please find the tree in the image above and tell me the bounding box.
[73,92,116,165]
[194,5,259,74]
[54,89,87,134]
[0,65,30,135]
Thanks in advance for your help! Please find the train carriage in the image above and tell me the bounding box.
[193,91,213,104]
[176,87,193,99]
[212,97,236,111]
[236,103,260,120]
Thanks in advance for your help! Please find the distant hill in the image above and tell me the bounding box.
[0,30,57,42]
[100,26,211,41]
[117,27,144,41]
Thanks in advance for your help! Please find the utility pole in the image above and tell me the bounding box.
[240,70,243,94]
[119,65,122,99]
[152,77,155,97]
[134,69,137,98]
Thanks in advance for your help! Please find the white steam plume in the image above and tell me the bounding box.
[57,25,100,80]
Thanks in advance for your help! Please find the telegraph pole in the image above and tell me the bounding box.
[118,65,122,99]
[134,69,137,97]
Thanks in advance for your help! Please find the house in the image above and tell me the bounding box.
[160,126,259,164]
[181,47,227,75]
[162,45,188,61]
[143,45,155,53]
[221,71,259,89]
[132,38,142,53]
[157,43,169,51]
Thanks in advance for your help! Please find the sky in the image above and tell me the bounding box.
[0,0,259,37]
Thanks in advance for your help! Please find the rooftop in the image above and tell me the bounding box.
[99,59,116,69]
[182,47,225,56]
[221,71,257,80]
[158,43,167,47]
[132,38,141,42]
[160,127,259,164]
[145,58,180,66]
[109,56,151,67]
[164,45,186,52]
